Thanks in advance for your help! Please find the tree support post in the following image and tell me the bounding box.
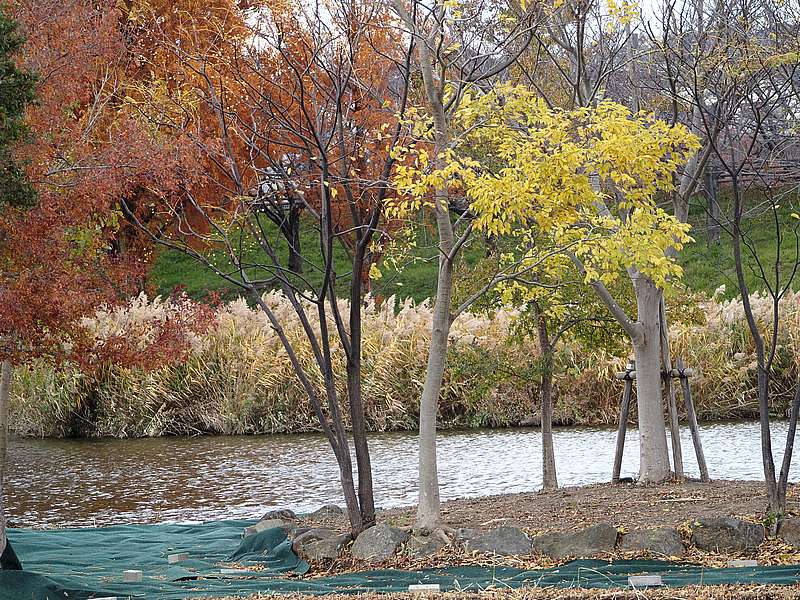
[612,360,635,483]
[676,358,710,482]
[659,299,684,480]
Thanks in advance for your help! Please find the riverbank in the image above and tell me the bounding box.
[221,481,800,599]
[281,481,800,573]
[9,291,800,438]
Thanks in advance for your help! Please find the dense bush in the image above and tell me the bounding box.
[9,289,800,438]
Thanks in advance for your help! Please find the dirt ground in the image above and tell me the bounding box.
[308,480,794,535]
[225,481,800,599]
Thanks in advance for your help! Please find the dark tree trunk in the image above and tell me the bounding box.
[778,376,800,510]
[730,175,780,517]
[347,244,376,529]
[286,202,303,274]
[705,168,720,246]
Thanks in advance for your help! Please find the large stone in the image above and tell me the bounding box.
[307,505,344,520]
[455,528,481,545]
[778,518,800,547]
[243,518,294,538]
[406,533,448,558]
[466,526,532,556]
[619,528,684,556]
[297,533,352,561]
[690,517,765,552]
[532,523,618,559]
[262,508,297,521]
[351,524,410,563]
[292,528,337,554]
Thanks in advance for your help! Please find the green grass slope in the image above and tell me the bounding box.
[150,190,800,302]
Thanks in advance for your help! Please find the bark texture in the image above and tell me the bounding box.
[536,313,558,490]
[631,277,671,483]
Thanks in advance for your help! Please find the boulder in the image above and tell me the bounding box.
[243,518,294,538]
[288,526,312,539]
[292,528,336,553]
[690,517,765,552]
[466,526,532,556]
[297,532,352,561]
[351,524,410,563]
[778,518,800,547]
[455,528,481,545]
[619,528,684,556]
[532,523,618,559]
[307,505,344,520]
[406,533,448,558]
[262,508,297,521]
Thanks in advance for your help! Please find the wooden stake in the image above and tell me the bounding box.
[677,358,710,482]
[612,363,634,484]
[659,297,684,481]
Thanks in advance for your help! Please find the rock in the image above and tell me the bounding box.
[466,526,532,556]
[307,505,344,520]
[297,533,352,561]
[619,528,684,556]
[288,526,312,539]
[778,518,800,547]
[532,523,618,559]
[243,518,294,538]
[455,528,481,545]
[292,528,336,553]
[691,517,765,552]
[262,508,297,521]
[351,524,410,563]
[406,533,448,558]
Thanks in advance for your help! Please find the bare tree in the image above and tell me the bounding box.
[126,1,414,534]
[682,0,800,519]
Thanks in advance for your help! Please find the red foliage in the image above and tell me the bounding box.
[0,0,203,367]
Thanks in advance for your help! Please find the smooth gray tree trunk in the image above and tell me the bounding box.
[415,250,452,531]
[631,278,671,482]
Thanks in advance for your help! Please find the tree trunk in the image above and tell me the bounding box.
[705,168,720,246]
[287,203,303,274]
[631,277,671,483]
[535,311,557,490]
[0,360,10,560]
[415,247,452,532]
[777,375,800,511]
[348,247,376,529]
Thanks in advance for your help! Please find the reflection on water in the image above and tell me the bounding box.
[3,420,792,528]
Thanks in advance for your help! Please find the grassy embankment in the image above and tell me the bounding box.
[152,191,800,303]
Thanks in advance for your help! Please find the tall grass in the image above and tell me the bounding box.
[10,289,800,438]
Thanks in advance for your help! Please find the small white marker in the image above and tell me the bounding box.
[628,575,663,587]
[220,568,252,575]
[728,559,758,567]
[408,584,441,593]
[122,570,143,583]
[168,553,189,564]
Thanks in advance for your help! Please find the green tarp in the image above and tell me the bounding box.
[4,520,800,599]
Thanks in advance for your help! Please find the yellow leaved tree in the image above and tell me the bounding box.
[392,84,699,508]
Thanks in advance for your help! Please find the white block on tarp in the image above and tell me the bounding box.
[628,575,663,587]
[122,570,143,583]
[408,584,441,593]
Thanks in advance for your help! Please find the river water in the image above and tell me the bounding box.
[4,420,794,528]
